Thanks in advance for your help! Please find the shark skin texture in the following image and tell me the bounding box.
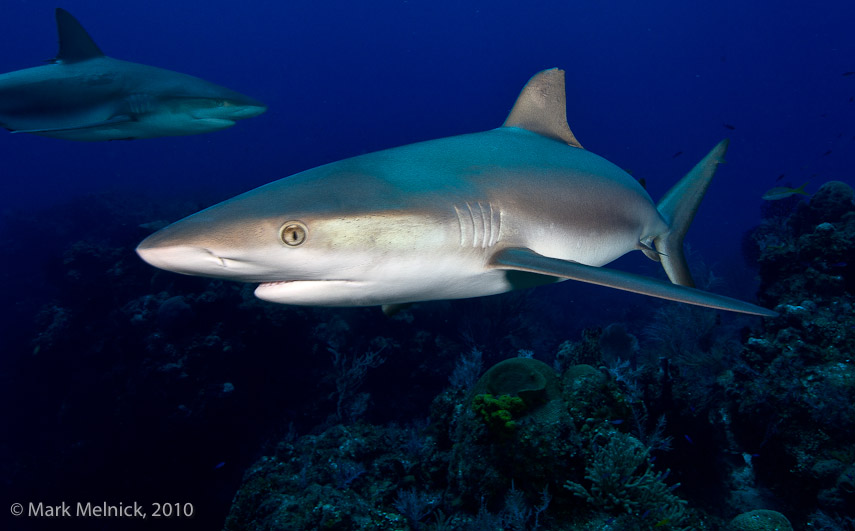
[137,68,776,317]
[0,8,266,141]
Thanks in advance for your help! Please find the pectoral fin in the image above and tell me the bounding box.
[10,115,134,134]
[489,247,777,317]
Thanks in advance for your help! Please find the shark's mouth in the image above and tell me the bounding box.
[258,279,352,286]
[254,280,367,306]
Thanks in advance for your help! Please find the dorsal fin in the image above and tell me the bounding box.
[502,68,583,149]
[53,8,104,63]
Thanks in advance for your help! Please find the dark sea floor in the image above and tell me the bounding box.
[2,182,854,530]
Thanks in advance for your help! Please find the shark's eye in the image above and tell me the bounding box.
[280,221,308,246]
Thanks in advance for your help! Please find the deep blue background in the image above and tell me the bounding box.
[1,0,854,528]
[2,0,853,264]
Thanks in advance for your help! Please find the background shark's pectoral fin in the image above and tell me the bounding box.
[11,115,134,134]
[488,247,777,317]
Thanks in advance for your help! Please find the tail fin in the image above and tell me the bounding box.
[653,139,729,287]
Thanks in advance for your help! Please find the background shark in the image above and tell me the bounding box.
[137,69,775,317]
[0,8,266,141]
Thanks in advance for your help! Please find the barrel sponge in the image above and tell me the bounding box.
[730,509,792,531]
[473,357,561,407]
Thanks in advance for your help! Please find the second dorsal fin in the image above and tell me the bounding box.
[53,8,104,64]
[502,68,583,149]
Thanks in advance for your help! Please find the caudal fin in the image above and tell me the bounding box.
[653,139,729,287]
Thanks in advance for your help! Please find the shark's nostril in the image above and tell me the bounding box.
[202,249,228,268]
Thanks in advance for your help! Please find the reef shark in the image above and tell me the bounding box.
[0,8,266,141]
[137,68,776,317]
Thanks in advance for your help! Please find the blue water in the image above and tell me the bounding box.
[2,1,854,529]
[3,1,853,233]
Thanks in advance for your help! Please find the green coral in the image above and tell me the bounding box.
[472,393,527,435]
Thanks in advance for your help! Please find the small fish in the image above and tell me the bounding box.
[214,461,226,470]
[610,419,624,425]
[655,519,671,527]
[684,434,694,444]
[823,150,832,156]
[776,173,785,182]
[850,96,853,102]
[843,72,855,76]
[762,182,809,201]
[672,151,683,158]
[723,123,735,130]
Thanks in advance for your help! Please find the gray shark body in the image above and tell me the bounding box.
[0,9,266,141]
[137,68,775,317]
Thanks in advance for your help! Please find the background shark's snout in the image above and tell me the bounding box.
[183,95,267,125]
[214,95,268,119]
[225,103,267,121]
[232,97,267,119]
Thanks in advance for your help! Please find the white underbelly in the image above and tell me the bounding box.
[254,268,514,306]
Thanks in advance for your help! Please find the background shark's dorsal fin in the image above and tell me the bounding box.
[53,8,104,63]
[502,68,583,149]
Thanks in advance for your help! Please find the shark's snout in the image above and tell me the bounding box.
[136,236,225,276]
[136,221,281,281]
[136,221,232,274]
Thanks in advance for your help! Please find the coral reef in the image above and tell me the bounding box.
[225,352,697,530]
[733,181,855,528]
[564,432,689,528]
[4,181,855,530]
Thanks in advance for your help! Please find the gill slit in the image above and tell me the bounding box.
[466,202,479,247]
[455,201,500,249]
